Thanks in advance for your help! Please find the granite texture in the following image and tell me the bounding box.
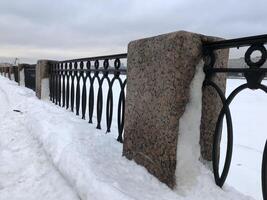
[36,60,56,99]
[200,48,229,161]
[123,30,229,188]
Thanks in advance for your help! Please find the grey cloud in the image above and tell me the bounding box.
[0,0,266,62]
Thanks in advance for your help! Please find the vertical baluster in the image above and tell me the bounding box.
[104,59,113,133]
[58,63,62,106]
[81,61,87,119]
[49,64,53,101]
[55,63,59,105]
[62,63,66,107]
[95,60,102,129]
[117,79,126,143]
[114,58,125,142]
[66,63,70,109]
[52,63,56,103]
[8,67,11,79]
[88,61,94,123]
[106,83,113,132]
[75,62,80,116]
[70,62,75,112]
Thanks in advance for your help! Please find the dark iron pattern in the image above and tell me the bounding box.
[203,34,267,200]
[49,54,127,142]
[0,66,18,81]
[24,65,36,91]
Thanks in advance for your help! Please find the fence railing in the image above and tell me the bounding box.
[1,34,266,198]
[203,34,267,200]
[0,66,19,82]
[24,65,36,91]
[49,53,127,142]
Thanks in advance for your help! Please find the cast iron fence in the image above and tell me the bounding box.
[203,34,267,200]
[24,65,36,91]
[49,53,127,142]
[0,66,19,82]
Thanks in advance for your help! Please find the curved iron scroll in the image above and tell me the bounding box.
[203,34,267,199]
[49,54,127,143]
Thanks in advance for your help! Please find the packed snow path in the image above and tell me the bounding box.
[0,80,80,200]
[0,76,254,200]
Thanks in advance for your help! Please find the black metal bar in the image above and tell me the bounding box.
[62,63,66,107]
[60,53,127,63]
[203,34,267,199]
[75,62,80,116]
[58,63,62,106]
[52,64,56,103]
[55,63,59,105]
[53,68,127,75]
[96,77,103,129]
[49,54,127,146]
[70,62,75,112]
[207,68,267,73]
[49,65,52,101]
[24,65,36,91]
[203,34,267,50]
[88,77,94,123]
[81,62,87,119]
[66,63,70,109]
[106,79,113,133]
[117,79,126,143]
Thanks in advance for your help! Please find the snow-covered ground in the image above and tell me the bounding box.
[0,76,263,200]
[0,79,80,200]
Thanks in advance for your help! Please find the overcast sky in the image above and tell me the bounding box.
[0,0,266,63]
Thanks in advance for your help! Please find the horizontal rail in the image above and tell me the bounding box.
[60,53,128,63]
[206,68,267,73]
[54,68,127,75]
[203,34,267,50]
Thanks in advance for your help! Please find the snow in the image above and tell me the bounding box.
[176,62,205,193]
[0,75,261,200]
[0,80,79,200]
[41,78,50,99]
[19,68,25,86]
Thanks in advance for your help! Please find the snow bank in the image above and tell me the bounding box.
[0,78,79,200]
[0,76,254,200]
